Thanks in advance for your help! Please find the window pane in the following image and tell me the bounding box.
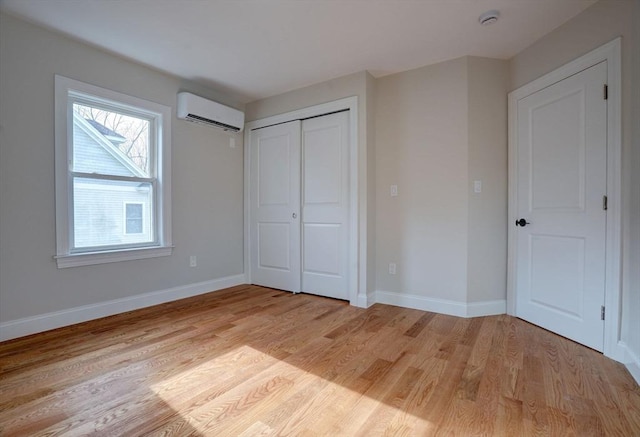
[73,178,153,249]
[72,103,150,177]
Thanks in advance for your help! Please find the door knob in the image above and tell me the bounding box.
[292,212,297,219]
[515,218,530,227]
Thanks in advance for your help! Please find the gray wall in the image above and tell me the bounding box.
[375,56,508,303]
[509,0,639,367]
[0,13,244,323]
[466,57,509,303]
[365,72,377,300]
[375,57,470,301]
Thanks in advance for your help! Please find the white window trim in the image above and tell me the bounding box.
[124,201,145,235]
[54,75,172,268]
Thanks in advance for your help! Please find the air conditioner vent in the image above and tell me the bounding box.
[185,113,241,132]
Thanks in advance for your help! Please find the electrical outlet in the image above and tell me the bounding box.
[389,262,397,275]
[189,255,197,267]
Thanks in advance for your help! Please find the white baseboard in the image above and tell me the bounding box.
[0,274,247,342]
[620,341,640,386]
[375,290,506,318]
[466,299,508,317]
[355,292,375,308]
[627,362,640,387]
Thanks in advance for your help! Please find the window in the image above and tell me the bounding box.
[125,203,144,235]
[55,75,172,268]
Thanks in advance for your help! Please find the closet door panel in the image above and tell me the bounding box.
[304,126,342,204]
[250,121,301,292]
[301,112,349,300]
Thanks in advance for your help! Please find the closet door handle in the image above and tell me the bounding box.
[292,213,297,219]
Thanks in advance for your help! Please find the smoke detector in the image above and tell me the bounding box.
[479,10,500,26]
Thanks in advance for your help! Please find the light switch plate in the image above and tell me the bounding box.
[390,185,398,197]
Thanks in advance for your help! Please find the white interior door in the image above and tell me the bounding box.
[514,61,607,351]
[250,120,301,292]
[301,111,350,300]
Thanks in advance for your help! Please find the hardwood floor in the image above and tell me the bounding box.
[1,285,639,436]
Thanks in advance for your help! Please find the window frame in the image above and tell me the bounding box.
[54,75,172,268]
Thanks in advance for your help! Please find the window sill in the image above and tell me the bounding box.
[55,246,173,268]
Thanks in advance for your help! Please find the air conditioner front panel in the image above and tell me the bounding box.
[177,92,244,132]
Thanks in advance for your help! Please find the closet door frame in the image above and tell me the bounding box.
[244,97,360,306]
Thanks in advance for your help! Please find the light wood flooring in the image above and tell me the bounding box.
[1,285,639,436]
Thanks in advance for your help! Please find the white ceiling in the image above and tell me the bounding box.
[0,0,597,103]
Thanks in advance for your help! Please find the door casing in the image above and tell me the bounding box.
[244,97,360,306]
[507,38,622,360]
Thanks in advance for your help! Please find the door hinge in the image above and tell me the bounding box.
[601,305,605,321]
[604,84,608,100]
[603,195,608,211]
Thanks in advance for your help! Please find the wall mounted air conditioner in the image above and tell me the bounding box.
[177,92,245,132]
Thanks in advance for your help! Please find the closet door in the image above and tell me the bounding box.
[301,111,349,300]
[250,120,301,292]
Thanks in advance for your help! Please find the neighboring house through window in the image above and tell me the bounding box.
[54,75,172,268]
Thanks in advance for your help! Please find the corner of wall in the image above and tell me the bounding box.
[466,57,509,305]
[621,341,640,385]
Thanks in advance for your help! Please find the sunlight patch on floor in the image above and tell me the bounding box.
[149,344,277,399]
[150,345,435,435]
